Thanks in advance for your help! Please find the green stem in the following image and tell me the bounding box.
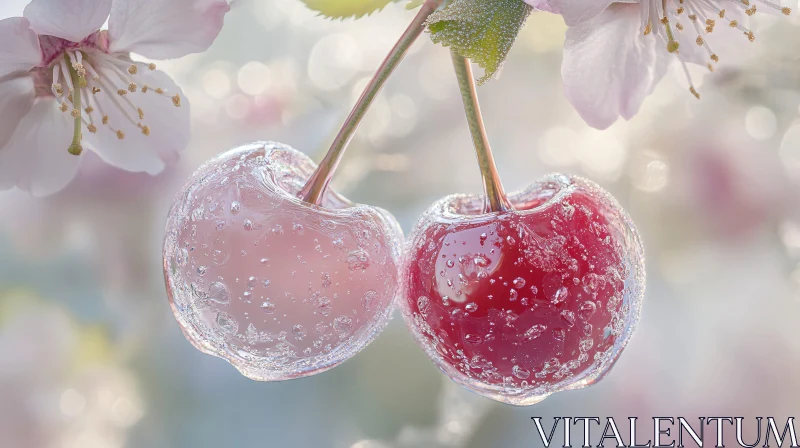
[450,51,511,213]
[299,0,443,205]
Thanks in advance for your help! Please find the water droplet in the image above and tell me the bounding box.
[247,276,257,289]
[552,286,568,304]
[524,324,547,340]
[473,255,490,267]
[553,328,566,341]
[362,290,378,310]
[246,323,258,338]
[479,233,487,243]
[230,201,241,214]
[175,248,188,267]
[465,302,478,312]
[208,282,230,304]
[243,219,253,231]
[333,316,353,334]
[417,296,431,316]
[509,289,518,301]
[292,325,306,339]
[561,310,576,327]
[191,206,204,221]
[260,258,269,264]
[260,301,275,314]
[578,301,597,321]
[530,285,539,295]
[512,277,526,289]
[292,223,304,234]
[446,260,455,268]
[512,365,531,380]
[346,249,370,271]
[215,220,226,231]
[317,296,332,316]
[262,279,271,288]
[321,272,332,288]
[216,312,238,334]
[196,266,207,276]
[464,334,483,345]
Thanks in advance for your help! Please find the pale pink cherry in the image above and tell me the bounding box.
[0,0,231,196]
[527,0,792,129]
[163,142,404,381]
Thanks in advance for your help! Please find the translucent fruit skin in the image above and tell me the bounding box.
[163,142,404,381]
[400,174,645,406]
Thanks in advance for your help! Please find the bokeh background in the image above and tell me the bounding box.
[2,0,800,447]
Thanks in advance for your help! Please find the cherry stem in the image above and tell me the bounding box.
[450,52,512,213]
[299,0,442,206]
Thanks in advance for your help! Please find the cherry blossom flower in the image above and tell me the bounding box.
[527,0,792,129]
[0,0,230,196]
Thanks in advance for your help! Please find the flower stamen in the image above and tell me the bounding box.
[65,54,83,156]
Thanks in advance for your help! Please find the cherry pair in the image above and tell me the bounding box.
[162,2,645,406]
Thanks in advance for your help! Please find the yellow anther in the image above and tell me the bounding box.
[88,124,97,133]
[53,83,63,95]
[85,106,94,114]
[138,108,145,120]
[60,102,69,113]
[92,87,101,94]
[128,65,138,75]
[690,87,700,99]
[148,63,157,70]
[141,125,151,136]
[141,85,149,93]
[102,115,109,125]
[128,83,138,93]
[116,130,125,140]
[117,89,128,96]
[71,109,80,119]
[172,94,181,107]
[155,88,164,94]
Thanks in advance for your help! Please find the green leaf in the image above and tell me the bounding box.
[427,0,532,85]
[301,0,394,19]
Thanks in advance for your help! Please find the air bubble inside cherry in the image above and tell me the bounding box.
[400,174,645,405]
[164,142,403,381]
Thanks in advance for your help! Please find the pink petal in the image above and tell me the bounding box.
[23,0,111,43]
[0,76,35,150]
[108,0,230,60]
[85,66,190,174]
[561,4,669,129]
[0,18,42,79]
[0,100,81,196]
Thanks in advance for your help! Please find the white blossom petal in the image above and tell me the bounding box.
[0,76,35,150]
[24,0,111,43]
[0,18,42,79]
[537,0,615,26]
[85,67,190,174]
[0,100,81,196]
[561,4,669,129]
[108,0,230,60]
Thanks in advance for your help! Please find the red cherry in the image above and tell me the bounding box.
[400,174,645,405]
